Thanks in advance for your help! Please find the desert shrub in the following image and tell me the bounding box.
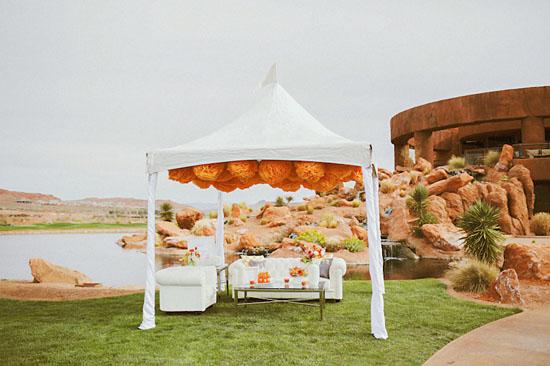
[380,180,398,194]
[352,200,361,208]
[238,201,252,212]
[448,260,499,293]
[483,150,500,168]
[530,212,550,236]
[286,196,294,204]
[159,202,174,222]
[240,215,248,222]
[208,210,218,219]
[324,237,343,252]
[342,237,365,253]
[223,204,231,217]
[410,170,423,184]
[407,184,437,236]
[458,200,504,265]
[296,229,326,246]
[275,196,286,207]
[448,155,466,170]
[319,213,338,228]
[307,206,314,215]
[297,204,308,211]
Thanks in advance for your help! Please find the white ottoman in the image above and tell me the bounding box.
[156,266,217,312]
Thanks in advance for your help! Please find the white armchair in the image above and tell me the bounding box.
[229,257,347,300]
[156,266,217,312]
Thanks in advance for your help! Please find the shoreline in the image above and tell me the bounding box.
[0,228,145,236]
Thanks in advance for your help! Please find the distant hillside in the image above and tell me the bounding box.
[0,188,61,203]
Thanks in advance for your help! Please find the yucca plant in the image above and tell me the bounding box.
[159,202,174,222]
[458,200,504,265]
[448,260,499,293]
[407,184,437,236]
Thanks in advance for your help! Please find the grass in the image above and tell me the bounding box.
[0,280,518,365]
[0,222,146,232]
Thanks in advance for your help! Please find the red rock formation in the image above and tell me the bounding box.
[29,258,93,285]
[441,192,463,222]
[428,173,473,196]
[176,207,204,229]
[490,269,523,305]
[495,144,514,172]
[508,164,535,217]
[503,243,550,281]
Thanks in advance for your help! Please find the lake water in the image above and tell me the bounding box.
[0,233,450,287]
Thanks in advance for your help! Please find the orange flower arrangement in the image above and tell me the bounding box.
[257,271,271,284]
[192,179,212,189]
[227,160,258,181]
[289,266,308,277]
[168,167,195,184]
[258,160,293,185]
[271,179,302,192]
[309,173,340,192]
[325,163,355,181]
[212,178,241,193]
[294,161,325,183]
[193,163,226,181]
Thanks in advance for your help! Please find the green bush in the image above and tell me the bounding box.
[352,200,361,208]
[483,150,500,168]
[159,202,174,222]
[296,229,326,246]
[324,238,343,252]
[448,260,499,293]
[380,180,398,194]
[275,196,286,207]
[239,215,248,222]
[530,212,550,236]
[208,210,218,219]
[448,155,466,170]
[297,204,308,211]
[458,200,504,265]
[407,184,437,236]
[342,237,365,253]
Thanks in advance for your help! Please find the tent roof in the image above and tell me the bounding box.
[146,66,372,173]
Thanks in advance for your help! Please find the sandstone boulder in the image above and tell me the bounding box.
[333,198,354,207]
[237,233,263,251]
[162,236,188,249]
[501,178,530,235]
[428,173,473,196]
[502,243,550,281]
[350,225,368,244]
[508,164,535,217]
[176,207,204,229]
[156,221,186,237]
[420,224,463,251]
[441,192,463,222]
[29,258,93,285]
[427,195,452,224]
[491,269,523,305]
[413,157,432,173]
[378,168,392,181]
[484,183,515,234]
[230,203,241,218]
[269,247,303,258]
[495,144,514,172]
[262,206,291,221]
[458,182,481,210]
[425,169,448,184]
[117,232,147,249]
[387,206,412,241]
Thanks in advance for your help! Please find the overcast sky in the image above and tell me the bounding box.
[1,1,549,204]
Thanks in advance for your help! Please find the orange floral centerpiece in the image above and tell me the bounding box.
[289,266,308,277]
[301,244,325,264]
[257,271,271,284]
[179,247,201,266]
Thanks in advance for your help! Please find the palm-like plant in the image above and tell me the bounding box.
[458,200,504,265]
[407,184,437,236]
[159,202,174,222]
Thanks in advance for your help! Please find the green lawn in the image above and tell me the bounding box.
[0,222,146,232]
[0,280,518,365]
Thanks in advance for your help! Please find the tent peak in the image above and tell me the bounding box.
[261,63,277,88]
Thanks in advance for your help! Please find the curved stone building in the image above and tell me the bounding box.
[390,86,550,212]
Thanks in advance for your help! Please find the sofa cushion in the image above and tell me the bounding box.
[319,258,333,279]
[156,266,208,286]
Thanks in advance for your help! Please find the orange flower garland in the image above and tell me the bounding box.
[325,163,355,181]
[258,160,293,185]
[227,160,258,181]
[192,163,226,181]
[294,161,325,183]
[192,179,212,189]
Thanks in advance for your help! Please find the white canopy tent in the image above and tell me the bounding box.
[140,65,388,339]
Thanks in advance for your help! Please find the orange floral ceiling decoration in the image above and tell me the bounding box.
[169,160,363,193]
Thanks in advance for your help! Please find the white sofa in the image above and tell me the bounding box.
[229,257,347,300]
[156,266,217,312]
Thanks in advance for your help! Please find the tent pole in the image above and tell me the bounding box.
[362,164,388,339]
[139,172,158,330]
[216,191,225,265]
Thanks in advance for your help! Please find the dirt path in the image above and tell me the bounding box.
[0,280,143,301]
[424,306,550,365]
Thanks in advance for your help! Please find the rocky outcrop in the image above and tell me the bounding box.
[350,225,368,244]
[413,157,432,173]
[491,269,523,305]
[457,182,481,210]
[495,144,514,172]
[441,192,463,222]
[508,164,535,217]
[237,233,263,251]
[29,258,93,285]
[425,169,448,185]
[156,221,186,237]
[261,206,291,222]
[420,224,463,251]
[428,173,473,196]
[427,195,452,224]
[387,204,412,241]
[501,178,530,235]
[502,243,550,281]
[484,183,515,234]
[162,236,188,249]
[117,232,147,249]
[176,207,204,229]
[230,203,241,218]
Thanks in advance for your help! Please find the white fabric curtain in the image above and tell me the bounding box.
[363,165,388,339]
[139,172,158,330]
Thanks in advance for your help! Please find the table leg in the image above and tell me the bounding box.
[225,267,229,296]
[244,290,247,307]
[234,289,238,307]
[320,289,325,320]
